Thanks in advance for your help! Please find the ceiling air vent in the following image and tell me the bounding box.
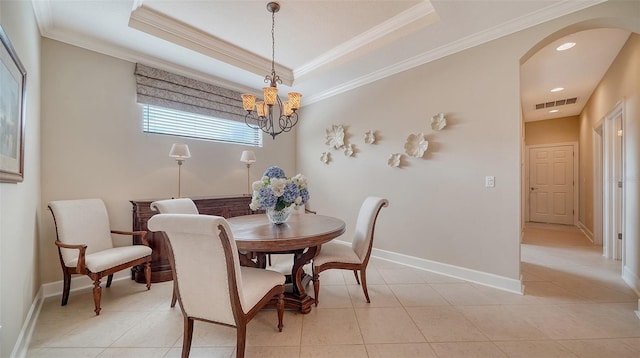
[535,97,578,110]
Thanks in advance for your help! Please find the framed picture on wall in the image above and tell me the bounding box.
[0,24,27,183]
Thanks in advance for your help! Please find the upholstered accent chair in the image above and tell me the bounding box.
[48,198,152,315]
[312,196,388,305]
[147,214,285,358]
[150,198,199,307]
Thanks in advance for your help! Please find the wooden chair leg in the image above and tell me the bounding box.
[106,273,114,287]
[182,317,194,358]
[277,293,284,332]
[360,269,370,303]
[236,321,247,358]
[144,261,151,290]
[353,270,360,285]
[313,270,320,306]
[61,270,71,306]
[92,278,102,315]
[171,282,178,307]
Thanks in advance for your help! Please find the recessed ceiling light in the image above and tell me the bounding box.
[549,109,560,113]
[551,87,564,92]
[556,42,576,51]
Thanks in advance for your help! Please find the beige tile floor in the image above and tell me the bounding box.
[27,223,640,357]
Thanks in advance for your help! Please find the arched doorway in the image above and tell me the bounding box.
[519,20,640,296]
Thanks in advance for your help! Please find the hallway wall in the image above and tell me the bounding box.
[525,116,580,146]
[579,33,640,293]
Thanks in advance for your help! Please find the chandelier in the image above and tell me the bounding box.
[241,2,302,140]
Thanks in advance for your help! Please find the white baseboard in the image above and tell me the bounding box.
[622,265,640,297]
[335,240,524,294]
[10,288,44,358]
[623,266,639,323]
[577,221,594,243]
[12,272,133,357]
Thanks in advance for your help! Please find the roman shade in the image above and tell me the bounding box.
[134,63,248,123]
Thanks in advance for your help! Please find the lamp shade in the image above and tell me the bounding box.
[287,92,302,109]
[169,144,191,160]
[263,87,278,105]
[240,150,256,164]
[241,94,256,111]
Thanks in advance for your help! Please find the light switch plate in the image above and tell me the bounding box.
[485,176,495,188]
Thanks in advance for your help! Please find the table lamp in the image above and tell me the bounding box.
[169,143,191,198]
[240,150,256,194]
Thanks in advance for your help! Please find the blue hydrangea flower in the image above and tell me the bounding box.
[299,188,310,204]
[282,182,300,203]
[263,166,286,179]
[258,187,277,209]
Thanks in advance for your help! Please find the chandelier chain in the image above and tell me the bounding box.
[271,10,276,75]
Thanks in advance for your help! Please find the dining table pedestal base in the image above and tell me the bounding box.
[240,247,318,314]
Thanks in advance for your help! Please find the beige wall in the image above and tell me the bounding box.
[297,0,640,284]
[578,33,640,289]
[0,1,41,356]
[525,116,580,145]
[299,24,525,280]
[40,39,297,284]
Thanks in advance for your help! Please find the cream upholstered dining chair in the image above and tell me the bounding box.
[147,213,285,358]
[48,198,152,315]
[150,198,198,215]
[150,198,199,307]
[312,196,388,305]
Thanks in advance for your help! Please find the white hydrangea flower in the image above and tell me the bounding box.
[270,178,287,196]
[251,180,264,192]
[249,198,260,211]
[291,173,307,188]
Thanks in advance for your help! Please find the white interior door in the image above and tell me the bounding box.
[529,145,575,225]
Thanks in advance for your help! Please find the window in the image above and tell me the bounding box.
[143,105,262,146]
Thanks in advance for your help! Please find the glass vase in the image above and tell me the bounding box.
[266,205,294,224]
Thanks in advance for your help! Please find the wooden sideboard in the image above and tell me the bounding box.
[130,195,255,283]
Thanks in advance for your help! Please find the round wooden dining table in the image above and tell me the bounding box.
[227,213,345,314]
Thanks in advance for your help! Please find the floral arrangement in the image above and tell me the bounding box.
[249,166,310,211]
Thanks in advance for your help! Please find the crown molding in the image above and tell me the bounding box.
[304,0,606,105]
[294,1,438,79]
[128,4,294,86]
[30,0,53,36]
